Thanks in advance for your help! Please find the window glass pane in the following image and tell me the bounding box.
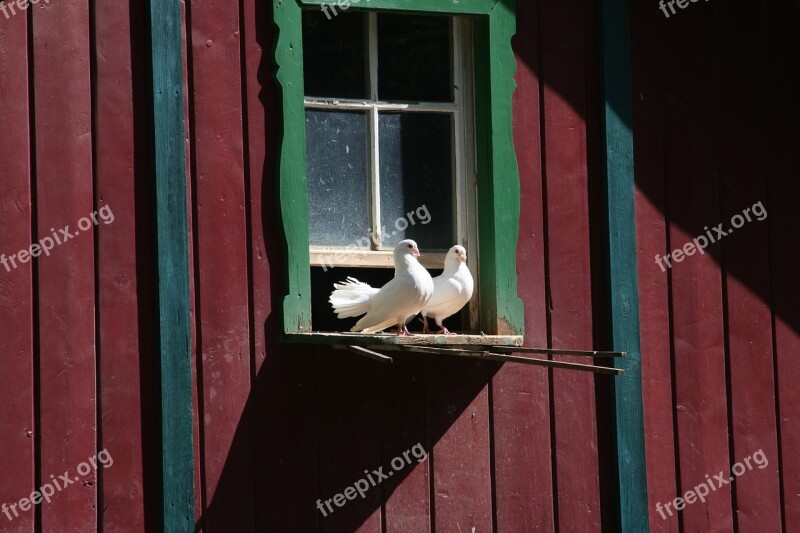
[303,10,367,99]
[378,112,454,249]
[306,110,370,246]
[377,14,452,102]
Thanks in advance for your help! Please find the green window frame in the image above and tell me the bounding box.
[273,0,524,339]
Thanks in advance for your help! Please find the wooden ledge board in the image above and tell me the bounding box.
[283,332,524,347]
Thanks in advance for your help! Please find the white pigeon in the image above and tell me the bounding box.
[329,239,434,335]
[419,245,474,335]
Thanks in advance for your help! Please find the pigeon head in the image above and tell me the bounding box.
[395,239,421,260]
[444,245,468,270]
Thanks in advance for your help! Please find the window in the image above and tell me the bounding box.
[273,0,524,340]
[303,11,476,275]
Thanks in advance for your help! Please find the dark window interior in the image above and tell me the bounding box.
[302,11,367,99]
[311,266,472,333]
[377,14,452,102]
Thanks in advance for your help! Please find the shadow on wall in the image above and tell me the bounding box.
[630,0,800,333]
[193,0,800,530]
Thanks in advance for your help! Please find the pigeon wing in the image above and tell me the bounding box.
[353,276,426,333]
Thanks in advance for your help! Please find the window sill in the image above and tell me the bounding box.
[310,247,448,269]
[282,332,523,347]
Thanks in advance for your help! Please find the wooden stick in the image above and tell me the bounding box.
[339,345,394,364]
[393,346,623,376]
[488,345,626,358]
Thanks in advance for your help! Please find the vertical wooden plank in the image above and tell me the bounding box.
[381,356,431,533]
[430,358,493,532]
[717,1,782,531]
[31,0,97,530]
[239,7,274,528]
[491,0,556,529]
[239,0,270,501]
[629,2,679,531]
[186,0,253,529]
[662,3,732,530]
[539,0,602,529]
[93,0,147,529]
[0,11,36,533]
[318,354,382,533]
[255,345,319,532]
[148,0,195,527]
[599,0,649,530]
[765,2,800,528]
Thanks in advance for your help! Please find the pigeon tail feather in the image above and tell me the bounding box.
[329,277,379,318]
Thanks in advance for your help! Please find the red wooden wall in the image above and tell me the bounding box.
[1,0,796,531]
[632,0,800,531]
[0,0,159,531]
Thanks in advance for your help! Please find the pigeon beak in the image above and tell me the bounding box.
[412,246,420,257]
